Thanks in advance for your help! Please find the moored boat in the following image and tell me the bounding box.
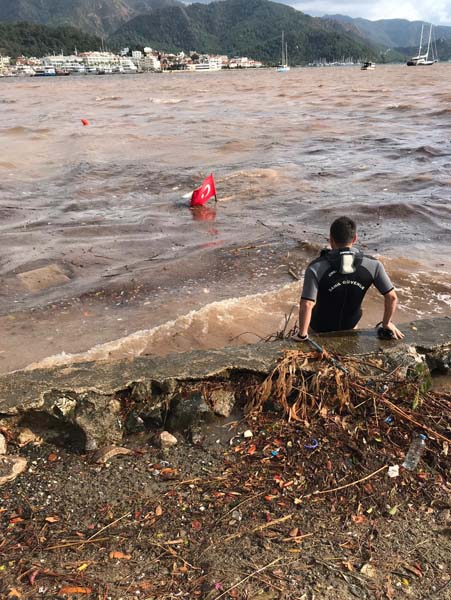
[34,66,56,76]
[407,24,438,66]
[276,31,290,72]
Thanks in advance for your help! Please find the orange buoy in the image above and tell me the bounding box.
[81,119,89,126]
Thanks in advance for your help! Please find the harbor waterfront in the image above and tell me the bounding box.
[0,64,450,373]
[0,49,263,77]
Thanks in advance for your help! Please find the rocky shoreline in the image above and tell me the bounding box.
[0,317,449,599]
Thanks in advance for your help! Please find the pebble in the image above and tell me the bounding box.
[160,431,178,448]
[91,445,132,464]
[17,427,43,447]
[0,433,6,455]
[436,509,450,525]
[0,455,28,485]
[243,430,253,439]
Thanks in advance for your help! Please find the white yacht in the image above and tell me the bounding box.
[13,65,36,76]
[407,24,438,66]
[71,65,87,75]
[276,31,290,72]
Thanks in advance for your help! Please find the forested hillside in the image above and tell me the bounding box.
[110,0,378,63]
[0,0,181,36]
[0,22,101,56]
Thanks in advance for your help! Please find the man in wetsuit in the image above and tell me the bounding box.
[295,216,404,340]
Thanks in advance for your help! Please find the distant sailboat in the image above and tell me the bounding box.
[407,24,438,66]
[276,31,290,72]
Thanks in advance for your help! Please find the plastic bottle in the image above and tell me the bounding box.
[402,433,427,470]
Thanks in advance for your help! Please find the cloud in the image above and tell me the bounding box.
[288,0,451,25]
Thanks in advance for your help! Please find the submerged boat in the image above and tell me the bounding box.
[361,61,375,70]
[276,31,290,72]
[407,24,438,66]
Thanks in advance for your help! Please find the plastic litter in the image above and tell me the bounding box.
[402,433,427,471]
[388,465,399,478]
[304,439,319,450]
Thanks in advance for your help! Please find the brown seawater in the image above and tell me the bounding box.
[0,65,450,372]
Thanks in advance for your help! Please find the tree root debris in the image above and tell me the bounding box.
[0,350,450,599]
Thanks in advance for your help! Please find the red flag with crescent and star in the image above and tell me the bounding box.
[190,174,217,207]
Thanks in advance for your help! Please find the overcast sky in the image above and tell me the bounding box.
[288,0,451,25]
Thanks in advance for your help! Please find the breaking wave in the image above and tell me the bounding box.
[25,283,301,371]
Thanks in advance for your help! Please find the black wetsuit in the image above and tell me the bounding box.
[301,247,394,333]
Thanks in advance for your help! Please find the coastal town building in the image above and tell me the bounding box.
[0,47,262,76]
[132,48,161,72]
[0,56,11,74]
[229,56,263,68]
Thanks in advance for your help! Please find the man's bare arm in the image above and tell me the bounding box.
[381,290,404,339]
[292,298,315,340]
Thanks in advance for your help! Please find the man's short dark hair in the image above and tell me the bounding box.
[330,216,356,245]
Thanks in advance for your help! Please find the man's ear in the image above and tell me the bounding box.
[353,233,358,244]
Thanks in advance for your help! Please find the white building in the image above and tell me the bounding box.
[139,54,161,71]
[0,56,11,73]
[79,52,120,72]
[188,55,224,71]
[229,56,262,68]
[42,54,85,73]
[118,57,138,73]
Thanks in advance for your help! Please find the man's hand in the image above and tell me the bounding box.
[381,291,403,339]
[380,322,404,340]
[291,333,309,342]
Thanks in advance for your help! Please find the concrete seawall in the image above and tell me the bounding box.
[0,317,449,449]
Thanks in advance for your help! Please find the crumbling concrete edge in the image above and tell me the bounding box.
[0,317,449,449]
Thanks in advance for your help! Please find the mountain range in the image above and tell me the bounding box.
[110,0,378,63]
[325,14,451,47]
[1,0,451,61]
[0,0,182,37]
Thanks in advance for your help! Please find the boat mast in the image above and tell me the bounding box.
[432,28,438,61]
[425,24,432,60]
[418,24,424,57]
[285,41,288,66]
[281,31,285,65]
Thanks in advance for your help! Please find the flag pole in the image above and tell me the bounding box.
[212,173,218,203]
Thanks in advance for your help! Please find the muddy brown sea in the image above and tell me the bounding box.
[0,65,450,372]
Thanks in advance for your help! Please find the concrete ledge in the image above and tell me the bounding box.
[0,317,449,449]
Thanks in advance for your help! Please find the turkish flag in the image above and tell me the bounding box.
[190,174,217,207]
